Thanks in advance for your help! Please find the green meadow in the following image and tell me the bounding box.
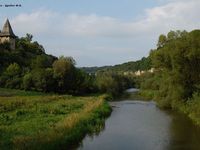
[0,88,111,149]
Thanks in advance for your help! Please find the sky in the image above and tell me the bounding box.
[0,0,200,67]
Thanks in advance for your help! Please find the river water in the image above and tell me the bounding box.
[78,90,200,150]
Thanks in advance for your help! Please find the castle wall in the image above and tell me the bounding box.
[9,38,16,50]
[0,36,10,43]
[0,36,16,50]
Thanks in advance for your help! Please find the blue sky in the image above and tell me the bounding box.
[1,0,161,19]
[0,0,200,66]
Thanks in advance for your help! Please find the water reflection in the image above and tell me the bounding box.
[166,111,200,150]
[78,100,200,150]
[125,88,139,93]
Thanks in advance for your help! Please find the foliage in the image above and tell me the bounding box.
[82,57,152,74]
[0,34,56,71]
[0,34,99,95]
[106,57,151,73]
[185,93,200,125]
[52,56,76,93]
[95,72,135,97]
[151,30,200,106]
[0,88,45,97]
[31,55,53,69]
[0,63,22,89]
[138,30,200,124]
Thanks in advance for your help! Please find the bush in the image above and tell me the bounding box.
[23,73,33,90]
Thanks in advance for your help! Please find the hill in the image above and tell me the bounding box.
[0,34,57,73]
[81,57,152,74]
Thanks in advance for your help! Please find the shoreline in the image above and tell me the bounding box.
[138,89,200,127]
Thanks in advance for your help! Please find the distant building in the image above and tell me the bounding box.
[134,68,155,76]
[148,68,155,73]
[135,70,142,76]
[0,19,16,50]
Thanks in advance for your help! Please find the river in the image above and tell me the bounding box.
[78,89,200,150]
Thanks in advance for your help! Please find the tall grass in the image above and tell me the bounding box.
[0,88,45,97]
[177,93,200,126]
[0,89,111,150]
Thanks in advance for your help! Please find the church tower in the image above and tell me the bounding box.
[0,19,16,50]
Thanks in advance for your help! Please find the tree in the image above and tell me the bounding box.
[5,63,21,77]
[96,73,118,96]
[52,56,76,93]
[73,69,97,94]
[25,33,33,42]
[148,30,200,108]
[23,73,33,90]
[31,55,52,69]
[157,34,167,48]
[30,68,56,92]
[2,63,22,89]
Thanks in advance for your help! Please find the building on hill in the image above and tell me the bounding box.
[0,19,16,50]
[134,68,155,76]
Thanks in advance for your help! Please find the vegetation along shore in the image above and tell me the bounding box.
[137,30,200,126]
[0,88,111,149]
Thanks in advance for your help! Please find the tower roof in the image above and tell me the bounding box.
[0,19,16,38]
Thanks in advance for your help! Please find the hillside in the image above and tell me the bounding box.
[81,57,152,74]
[0,34,57,73]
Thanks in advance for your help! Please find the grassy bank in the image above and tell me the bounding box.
[0,89,111,149]
[139,89,200,126]
[137,90,157,101]
[176,93,200,126]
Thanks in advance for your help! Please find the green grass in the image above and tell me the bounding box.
[177,93,200,126]
[0,88,111,149]
[0,88,46,97]
[137,89,158,101]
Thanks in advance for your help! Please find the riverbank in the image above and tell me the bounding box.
[139,89,200,126]
[0,88,111,149]
[79,99,200,150]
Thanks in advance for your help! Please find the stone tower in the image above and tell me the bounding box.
[0,19,16,50]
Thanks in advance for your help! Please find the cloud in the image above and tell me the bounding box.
[12,10,58,35]
[143,0,200,31]
[8,0,200,66]
[11,0,200,38]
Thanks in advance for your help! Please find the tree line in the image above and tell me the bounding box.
[138,30,200,119]
[0,34,134,96]
[82,57,151,74]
